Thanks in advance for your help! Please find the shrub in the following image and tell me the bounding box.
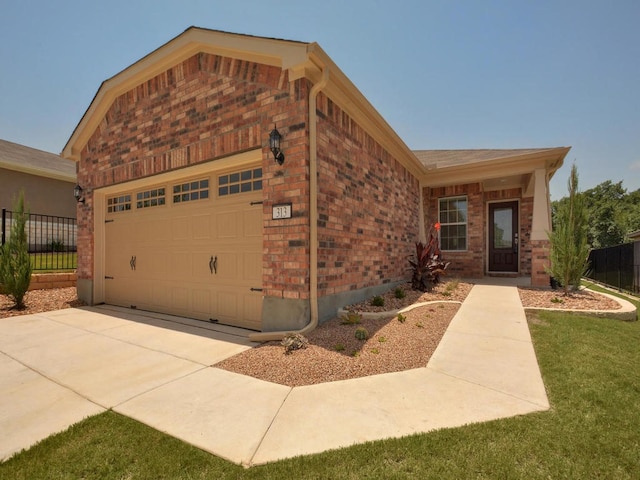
[547,164,590,294]
[281,333,309,355]
[409,224,450,292]
[371,295,385,307]
[394,287,406,299]
[0,191,32,309]
[397,313,407,323]
[334,343,345,352]
[48,239,65,252]
[341,311,362,325]
[355,327,369,341]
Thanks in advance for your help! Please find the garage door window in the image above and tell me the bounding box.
[136,188,166,209]
[173,179,209,203]
[107,194,132,213]
[218,168,262,196]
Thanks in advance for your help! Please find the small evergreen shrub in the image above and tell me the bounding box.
[371,295,385,307]
[397,313,407,323]
[355,326,369,341]
[394,287,406,299]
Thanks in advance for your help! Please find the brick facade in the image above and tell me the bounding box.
[424,183,537,279]
[315,94,420,297]
[77,53,311,302]
[76,50,420,317]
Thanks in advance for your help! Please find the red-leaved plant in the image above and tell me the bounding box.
[409,223,450,291]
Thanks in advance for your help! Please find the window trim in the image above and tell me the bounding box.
[438,195,468,252]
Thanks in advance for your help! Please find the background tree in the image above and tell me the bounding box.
[548,164,590,294]
[552,181,640,248]
[0,191,32,309]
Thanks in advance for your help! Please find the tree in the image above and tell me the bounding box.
[547,164,590,294]
[552,182,640,248]
[0,191,32,309]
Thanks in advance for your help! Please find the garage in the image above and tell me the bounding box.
[101,163,264,330]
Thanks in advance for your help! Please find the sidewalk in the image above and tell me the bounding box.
[1,283,549,466]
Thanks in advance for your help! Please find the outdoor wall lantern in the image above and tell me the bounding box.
[269,125,285,165]
[73,184,85,203]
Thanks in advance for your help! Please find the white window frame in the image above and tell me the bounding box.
[438,196,468,251]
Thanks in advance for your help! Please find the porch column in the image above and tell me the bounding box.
[530,168,551,286]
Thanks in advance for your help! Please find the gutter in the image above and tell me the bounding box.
[249,66,330,342]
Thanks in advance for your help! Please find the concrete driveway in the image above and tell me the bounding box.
[1,284,551,466]
[0,305,255,462]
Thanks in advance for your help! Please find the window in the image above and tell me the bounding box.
[218,168,262,196]
[107,194,132,213]
[173,179,209,203]
[439,196,467,250]
[136,188,166,209]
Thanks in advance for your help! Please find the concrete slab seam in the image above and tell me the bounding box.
[425,365,550,410]
[247,383,294,467]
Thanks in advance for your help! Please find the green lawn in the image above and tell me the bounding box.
[29,252,77,272]
[2,290,639,479]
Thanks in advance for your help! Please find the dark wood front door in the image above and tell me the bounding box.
[489,201,519,272]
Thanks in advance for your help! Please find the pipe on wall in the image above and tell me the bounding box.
[249,67,330,342]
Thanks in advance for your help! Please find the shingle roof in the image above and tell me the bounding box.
[0,138,75,182]
[413,148,563,170]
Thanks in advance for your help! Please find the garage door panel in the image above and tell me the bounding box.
[192,213,213,241]
[171,216,189,241]
[243,208,263,237]
[104,172,263,330]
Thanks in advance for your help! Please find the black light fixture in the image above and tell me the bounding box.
[73,184,85,203]
[269,125,285,165]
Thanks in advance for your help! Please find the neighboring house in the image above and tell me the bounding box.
[1,138,77,217]
[62,27,569,333]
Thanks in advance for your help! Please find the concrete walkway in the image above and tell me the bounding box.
[1,283,549,466]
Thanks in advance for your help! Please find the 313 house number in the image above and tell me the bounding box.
[272,203,292,219]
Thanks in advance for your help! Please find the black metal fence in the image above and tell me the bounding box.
[1,209,77,271]
[586,242,639,294]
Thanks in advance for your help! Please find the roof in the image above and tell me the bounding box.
[0,138,76,182]
[413,148,568,170]
[413,147,571,189]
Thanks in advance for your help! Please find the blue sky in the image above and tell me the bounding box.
[1,0,638,200]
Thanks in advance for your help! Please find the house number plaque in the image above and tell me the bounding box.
[272,203,292,219]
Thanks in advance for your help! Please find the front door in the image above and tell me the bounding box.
[489,201,519,272]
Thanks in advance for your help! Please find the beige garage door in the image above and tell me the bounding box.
[104,167,263,330]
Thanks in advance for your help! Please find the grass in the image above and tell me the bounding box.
[30,252,77,272]
[2,293,640,478]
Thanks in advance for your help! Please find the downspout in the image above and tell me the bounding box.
[249,66,330,342]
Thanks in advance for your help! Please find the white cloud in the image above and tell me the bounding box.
[630,160,640,171]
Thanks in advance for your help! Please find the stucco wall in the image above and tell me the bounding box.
[0,168,76,218]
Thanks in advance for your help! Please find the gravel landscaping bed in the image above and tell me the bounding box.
[2,282,624,388]
[0,287,85,318]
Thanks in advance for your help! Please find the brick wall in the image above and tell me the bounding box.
[425,183,484,278]
[315,94,420,296]
[77,52,312,299]
[424,184,534,279]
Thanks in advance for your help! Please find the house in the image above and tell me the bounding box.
[0,138,76,218]
[62,27,569,336]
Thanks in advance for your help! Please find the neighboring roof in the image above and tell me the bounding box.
[629,230,640,240]
[0,138,76,182]
[62,26,425,177]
